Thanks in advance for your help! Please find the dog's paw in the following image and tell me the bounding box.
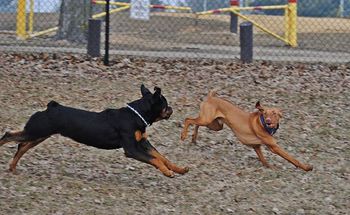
[164,170,175,178]
[178,166,190,175]
[304,165,313,171]
[8,167,18,175]
[191,136,197,144]
[266,164,278,170]
[182,166,190,174]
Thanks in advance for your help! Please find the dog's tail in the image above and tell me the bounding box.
[47,100,60,108]
[207,89,219,98]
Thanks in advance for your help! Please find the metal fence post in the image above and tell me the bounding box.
[87,19,101,57]
[104,0,110,66]
[230,0,239,33]
[16,0,27,39]
[288,0,298,47]
[240,22,253,63]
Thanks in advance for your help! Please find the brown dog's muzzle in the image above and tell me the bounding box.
[263,116,279,128]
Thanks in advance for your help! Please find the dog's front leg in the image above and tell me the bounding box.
[140,139,189,175]
[267,144,313,171]
[147,145,189,175]
[123,136,175,177]
[256,134,313,171]
[124,148,175,178]
[253,145,271,168]
[125,149,175,178]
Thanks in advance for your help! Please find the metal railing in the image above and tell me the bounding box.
[0,0,349,63]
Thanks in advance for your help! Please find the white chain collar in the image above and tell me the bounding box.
[126,104,150,127]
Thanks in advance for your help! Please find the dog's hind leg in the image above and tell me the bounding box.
[181,115,216,142]
[1,109,55,147]
[9,137,47,173]
[207,118,224,131]
[190,118,223,143]
[0,130,28,147]
[181,101,221,142]
[191,125,199,143]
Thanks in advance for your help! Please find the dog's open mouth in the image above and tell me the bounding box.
[266,122,278,128]
[264,118,275,128]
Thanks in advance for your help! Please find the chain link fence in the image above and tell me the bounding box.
[0,0,349,62]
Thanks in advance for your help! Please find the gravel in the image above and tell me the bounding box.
[0,53,349,214]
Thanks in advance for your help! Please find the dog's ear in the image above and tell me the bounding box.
[141,84,151,96]
[153,86,162,97]
[154,86,161,94]
[255,101,264,112]
[278,109,283,118]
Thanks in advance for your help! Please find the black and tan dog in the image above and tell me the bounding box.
[0,85,189,177]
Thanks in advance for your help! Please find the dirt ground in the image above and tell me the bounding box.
[0,53,349,214]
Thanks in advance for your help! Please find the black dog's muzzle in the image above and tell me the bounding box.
[163,106,173,119]
[154,106,173,122]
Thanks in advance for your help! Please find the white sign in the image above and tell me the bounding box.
[130,0,150,20]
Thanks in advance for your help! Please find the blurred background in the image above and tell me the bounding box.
[0,0,349,62]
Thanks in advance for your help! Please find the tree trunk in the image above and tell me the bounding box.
[56,0,90,43]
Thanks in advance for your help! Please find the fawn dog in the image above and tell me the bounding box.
[181,90,313,171]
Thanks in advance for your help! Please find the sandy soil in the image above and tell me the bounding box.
[0,53,349,214]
